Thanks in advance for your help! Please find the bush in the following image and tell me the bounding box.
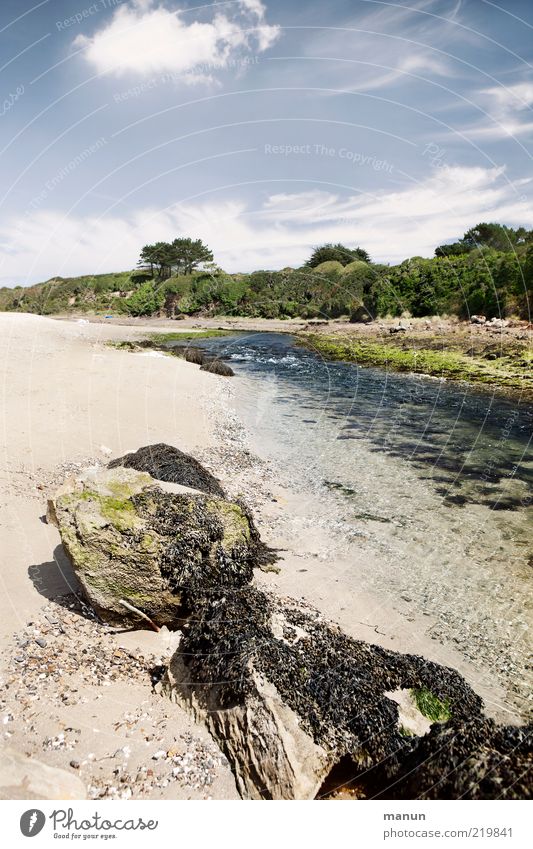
[124,281,164,316]
[313,260,345,276]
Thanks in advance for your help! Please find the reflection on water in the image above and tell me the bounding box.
[171,332,533,716]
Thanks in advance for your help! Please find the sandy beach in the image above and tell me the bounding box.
[0,313,523,800]
[0,313,240,799]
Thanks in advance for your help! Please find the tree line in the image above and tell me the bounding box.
[1,223,531,320]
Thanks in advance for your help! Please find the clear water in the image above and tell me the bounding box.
[172,332,533,716]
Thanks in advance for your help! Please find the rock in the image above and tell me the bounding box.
[199,359,235,377]
[48,467,272,626]
[471,315,486,324]
[159,588,513,800]
[367,718,532,800]
[183,347,206,365]
[109,443,225,497]
[0,747,86,799]
[389,323,407,334]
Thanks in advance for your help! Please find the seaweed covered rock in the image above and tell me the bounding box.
[159,588,529,800]
[200,359,234,377]
[368,717,532,800]
[109,443,225,497]
[183,347,206,365]
[48,467,266,627]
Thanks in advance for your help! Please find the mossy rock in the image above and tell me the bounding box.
[49,467,271,627]
[199,359,234,377]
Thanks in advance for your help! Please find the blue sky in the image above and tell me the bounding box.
[0,0,532,284]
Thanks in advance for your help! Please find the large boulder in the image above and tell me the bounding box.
[159,588,530,800]
[48,467,266,627]
[108,443,225,497]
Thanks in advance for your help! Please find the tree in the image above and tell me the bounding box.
[462,223,516,253]
[435,223,533,258]
[435,242,469,258]
[305,243,371,267]
[138,238,214,278]
[170,238,213,275]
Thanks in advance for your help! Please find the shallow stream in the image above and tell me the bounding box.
[171,332,533,717]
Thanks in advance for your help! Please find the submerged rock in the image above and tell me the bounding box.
[183,347,206,365]
[109,443,225,497]
[48,467,267,626]
[200,359,235,377]
[159,588,530,800]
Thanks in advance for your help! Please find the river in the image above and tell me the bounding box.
[171,331,533,719]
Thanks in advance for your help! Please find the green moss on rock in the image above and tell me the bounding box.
[411,687,452,722]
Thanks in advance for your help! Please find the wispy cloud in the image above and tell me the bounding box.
[467,81,533,138]
[1,165,530,285]
[74,0,280,82]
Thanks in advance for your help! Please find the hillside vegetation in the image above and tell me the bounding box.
[1,223,531,321]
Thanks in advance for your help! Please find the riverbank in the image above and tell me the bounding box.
[57,312,532,399]
[298,321,532,399]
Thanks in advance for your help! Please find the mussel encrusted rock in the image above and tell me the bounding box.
[159,588,532,800]
[48,467,268,626]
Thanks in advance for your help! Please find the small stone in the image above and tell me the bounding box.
[70,760,80,769]
[35,638,47,648]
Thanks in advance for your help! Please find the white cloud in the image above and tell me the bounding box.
[74,0,279,81]
[468,82,533,139]
[1,166,531,286]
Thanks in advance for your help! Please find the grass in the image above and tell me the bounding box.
[298,333,533,396]
[147,330,235,343]
[107,329,234,353]
[411,687,452,723]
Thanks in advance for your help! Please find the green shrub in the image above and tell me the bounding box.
[124,281,164,316]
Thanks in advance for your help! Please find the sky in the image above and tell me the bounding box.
[0,0,532,285]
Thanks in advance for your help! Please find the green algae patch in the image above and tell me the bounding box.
[72,488,139,532]
[208,498,252,547]
[99,495,136,530]
[411,687,452,723]
[298,333,533,396]
[148,330,234,342]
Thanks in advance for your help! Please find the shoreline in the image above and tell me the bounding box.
[0,313,527,801]
[54,312,532,401]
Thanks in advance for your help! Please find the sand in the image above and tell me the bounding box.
[0,313,239,799]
